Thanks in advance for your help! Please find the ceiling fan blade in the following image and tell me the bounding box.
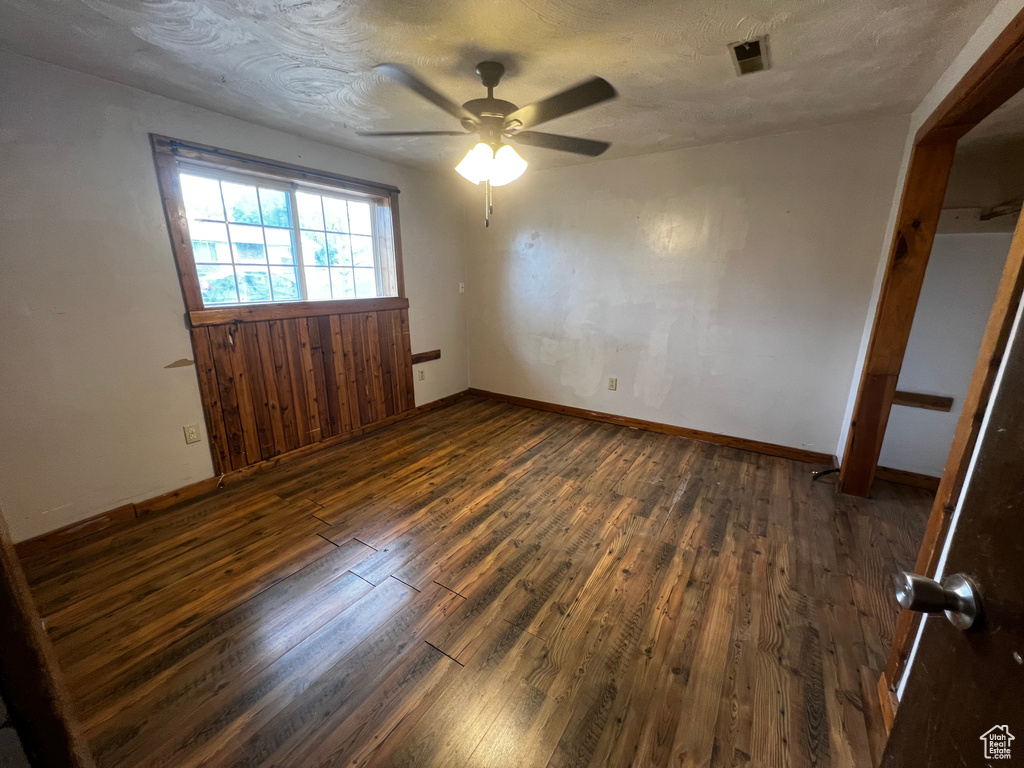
[374,63,479,125]
[357,130,470,137]
[509,131,611,157]
[503,77,617,131]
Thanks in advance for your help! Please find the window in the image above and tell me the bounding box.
[152,134,405,323]
[179,169,394,307]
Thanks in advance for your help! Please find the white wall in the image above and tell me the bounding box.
[878,234,1010,476]
[836,0,1024,460]
[465,117,908,455]
[0,51,468,542]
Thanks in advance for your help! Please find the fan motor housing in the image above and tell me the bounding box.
[461,98,519,142]
[462,98,518,120]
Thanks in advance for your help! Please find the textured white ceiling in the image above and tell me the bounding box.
[0,0,1001,169]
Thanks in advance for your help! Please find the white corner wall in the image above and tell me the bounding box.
[465,116,909,455]
[878,233,1010,476]
[836,0,1024,461]
[0,51,468,542]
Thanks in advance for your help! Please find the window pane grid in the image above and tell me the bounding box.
[295,191,379,301]
[179,167,389,307]
[182,172,303,306]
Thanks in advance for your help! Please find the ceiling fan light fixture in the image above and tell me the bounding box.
[490,145,528,186]
[455,142,494,184]
[455,142,528,186]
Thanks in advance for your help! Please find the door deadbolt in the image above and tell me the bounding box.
[893,572,981,630]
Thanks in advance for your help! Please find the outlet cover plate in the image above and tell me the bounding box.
[184,424,201,444]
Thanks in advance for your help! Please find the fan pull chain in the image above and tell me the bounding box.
[484,180,493,227]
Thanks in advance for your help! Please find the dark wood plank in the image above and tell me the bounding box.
[377,311,397,417]
[269,319,301,452]
[238,322,275,459]
[411,349,441,364]
[363,312,387,424]
[253,320,287,458]
[189,327,231,474]
[21,397,932,768]
[398,308,416,409]
[294,318,322,443]
[315,315,343,438]
[336,314,362,430]
[348,312,375,426]
[207,324,248,471]
[304,317,333,440]
[226,322,263,466]
[891,390,953,412]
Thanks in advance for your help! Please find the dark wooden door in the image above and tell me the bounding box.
[882,292,1024,764]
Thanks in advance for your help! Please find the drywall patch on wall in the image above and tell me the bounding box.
[466,116,909,453]
[634,314,675,409]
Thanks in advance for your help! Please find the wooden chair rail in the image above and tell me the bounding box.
[189,297,409,327]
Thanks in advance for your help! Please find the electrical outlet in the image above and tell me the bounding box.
[418,369,426,381]
[459,281,466,294]
[183,424,201,444]
[608,377,618,391]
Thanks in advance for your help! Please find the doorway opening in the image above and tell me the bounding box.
[836,9,1024,730]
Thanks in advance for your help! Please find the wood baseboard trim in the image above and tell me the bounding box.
[466,388,835,465]
[859,666,889,767]
[15,390,469,559]
[877,671,897,735]
[875,466,942,492]
[14,505,138,560]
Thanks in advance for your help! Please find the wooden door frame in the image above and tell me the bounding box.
[836,5,1024,726]
[838,6,1024,498]
[0,507,95,766]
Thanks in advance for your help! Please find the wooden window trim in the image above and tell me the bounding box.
[150,134,406,323]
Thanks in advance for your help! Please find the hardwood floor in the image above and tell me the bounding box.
[20,396,932,767]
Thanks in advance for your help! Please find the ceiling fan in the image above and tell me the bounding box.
[359,61,618,223]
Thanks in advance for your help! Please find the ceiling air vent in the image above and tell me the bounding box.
[729,37,769,75]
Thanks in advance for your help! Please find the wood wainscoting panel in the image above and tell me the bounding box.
[193,308,415,474]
